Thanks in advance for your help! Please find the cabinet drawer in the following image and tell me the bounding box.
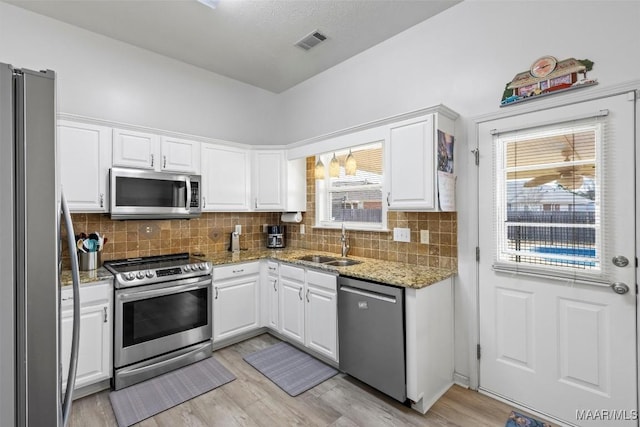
[280,264,305,282]
[214,262,260,281]
[266,261,279,275]
[306,270,337,292]
[61,281,111,309]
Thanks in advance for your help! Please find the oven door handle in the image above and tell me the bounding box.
[117,279,211,303]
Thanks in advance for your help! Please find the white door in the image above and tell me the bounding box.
[112,128,158,170]
[267,274,280,330]
[478,93,637,426]
[57,121,112,212]
[213,275,259,342]
[253,150,285,210]
[200,144,250,211]
[160,136,200,174]
[305,283,337,361]
[279,277,305,344]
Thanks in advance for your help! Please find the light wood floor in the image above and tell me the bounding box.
[69,334,551,427]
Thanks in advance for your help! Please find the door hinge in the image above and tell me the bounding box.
[476,247,480,262]
[476,344,481,360]
[471,148,479,166]
[103,306,108,323]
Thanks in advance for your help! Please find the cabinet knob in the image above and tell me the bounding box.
[272,279,277,292]
[255,198,258,209]
[232,269,244,274]
[150,154,154,167]
[298,288,302,301]
[305,289,310,303]
[99,193,104,208]
[163,155,167,169]
[203,197,207,208]
[103,306,108,323]
[386,192,391,207]
[214,287,219,299]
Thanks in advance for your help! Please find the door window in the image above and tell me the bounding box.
[494,121,604,277]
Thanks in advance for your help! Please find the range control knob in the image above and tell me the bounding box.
[145,270,154,278]
[198,263,206,270]
[125,273,135,281]
[136,271,145,280]
[184,265,191,272]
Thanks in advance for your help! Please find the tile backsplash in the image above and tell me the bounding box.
[62,212,280,267]
[285,157,458,269]
[62,157,457,270]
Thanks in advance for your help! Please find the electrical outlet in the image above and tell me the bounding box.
[420,229,430,244]
[235,224,242,235]
[263,224,268,233]
[393,227,411,242]
[300,224,305,234]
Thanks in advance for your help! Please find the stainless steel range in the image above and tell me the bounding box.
[104,253,213,390]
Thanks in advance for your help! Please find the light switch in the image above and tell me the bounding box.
[300,224,305,234]
[420,230,429,244]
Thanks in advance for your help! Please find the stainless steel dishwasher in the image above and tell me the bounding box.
[338,276,406,402]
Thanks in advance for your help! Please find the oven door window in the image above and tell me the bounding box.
[122,288,208,347]
[115,176,186,208]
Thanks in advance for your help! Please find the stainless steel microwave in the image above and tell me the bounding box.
[110,167,201,219]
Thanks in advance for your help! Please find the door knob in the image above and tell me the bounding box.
[610,282,630,295]
[612,256,630,267]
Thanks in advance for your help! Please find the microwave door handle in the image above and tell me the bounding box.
[185,178,192,211]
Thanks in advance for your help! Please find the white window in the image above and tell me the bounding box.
[494,121,602,276]
[315,142,386,230]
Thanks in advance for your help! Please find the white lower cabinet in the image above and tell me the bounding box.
[279,264,305,344]
[274,263,338,361]
[60,281,112,391]
[304,270,338,361]
[212,262,260,342]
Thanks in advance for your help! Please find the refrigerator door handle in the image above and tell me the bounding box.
[60,192,80,427]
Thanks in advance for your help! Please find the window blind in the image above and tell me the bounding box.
[491,114,611,284]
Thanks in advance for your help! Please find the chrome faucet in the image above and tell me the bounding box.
[340,223,350,257]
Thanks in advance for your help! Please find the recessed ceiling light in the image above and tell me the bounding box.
[197,0,220,10]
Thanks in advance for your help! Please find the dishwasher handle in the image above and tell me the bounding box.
[339,285,397,304]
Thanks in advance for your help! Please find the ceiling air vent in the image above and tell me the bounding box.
[295,30,327,51]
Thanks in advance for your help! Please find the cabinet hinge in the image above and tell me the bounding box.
[476,344,481,360]
[103,307,108,323]
[471,148,479,166]
[475,247,480,262]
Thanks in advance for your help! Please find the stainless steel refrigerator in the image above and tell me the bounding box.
[0,63,81,426]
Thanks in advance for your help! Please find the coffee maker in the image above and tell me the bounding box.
[267,225,285,248]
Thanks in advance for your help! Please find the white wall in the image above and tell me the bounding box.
[0,1,279,145]
[277,0,640,383]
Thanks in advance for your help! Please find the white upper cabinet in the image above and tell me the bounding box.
[58,120,112,212]
[160,136,200,174]
[112,128,159,170]
[113,129,200,173]
[252,150,285,210]
[385,109,457,211]
[201,143,250,211]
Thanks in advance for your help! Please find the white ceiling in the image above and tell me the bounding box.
[5,0,461,93]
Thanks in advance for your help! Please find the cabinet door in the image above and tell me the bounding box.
[113,128,159,170]
[305,273,338,361]
[386,115,436,210]
[160,136,200,174]
[267,274,280,330]
[201,144,250,211]
[279,277,305,344]
[57,121,112,212]
[253,150,285,211]
[61,303,111,390]
[213,275,259,342]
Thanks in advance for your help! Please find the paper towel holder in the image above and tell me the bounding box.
[281,212,303,223]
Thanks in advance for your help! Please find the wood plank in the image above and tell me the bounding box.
[69,334,556,427]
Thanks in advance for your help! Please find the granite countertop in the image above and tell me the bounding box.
[197,248,456,289]
[61,249,455,289]
[60,266,113,287]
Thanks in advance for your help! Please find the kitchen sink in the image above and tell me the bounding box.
[297,254,338,263]
[325,259,362,267]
